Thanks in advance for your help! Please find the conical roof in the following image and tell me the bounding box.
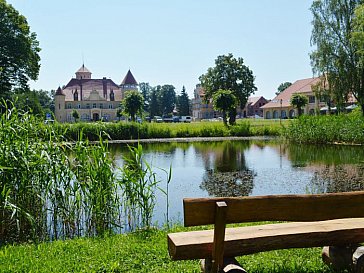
[121,70,138,85]
[76,64,91,73]
[55,86,65,96]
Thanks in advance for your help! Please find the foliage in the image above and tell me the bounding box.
[285,114,364,144]
[122,90,144,121]
[139,82,152,113]
[159,84,176,116]
[71,109,79,121]
[290,93,308,116]
[149,86,159,117]
[0,104,169,244]
[199,53,257,124]
[0,227,336,273]
[0,0,41,98]
[310,0,364,115]
[276,82,292,95]
[176,86,190,116]
[212,89,238,125]
[11,89,44,116]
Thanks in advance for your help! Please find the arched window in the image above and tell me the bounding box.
[289,109,295,118]
[110,90,115,101]
[74,90,78,101]
[265,111,271,119]
[273,110,279,119]
[281,110,287,118]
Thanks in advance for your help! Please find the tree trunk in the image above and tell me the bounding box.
[222,111,227,126]
[229,108,237,125]
[361,104,364,117]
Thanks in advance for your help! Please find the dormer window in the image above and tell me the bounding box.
[110,90,115,101]
[74,90,78,101]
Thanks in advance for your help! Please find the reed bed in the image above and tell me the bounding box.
[55,119,283,141]
[0,105,167,245]
[285,114,364,144]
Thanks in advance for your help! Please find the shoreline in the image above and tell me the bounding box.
[105,136,278,144]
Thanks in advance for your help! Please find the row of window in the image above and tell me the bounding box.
[265,108,316,119]
[66,103,114,109]
[66,113,112,121]
[73,91,115,101]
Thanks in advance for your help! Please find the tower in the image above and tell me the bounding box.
[75,64,92,80]
[120,69,138,99]
[54,86,66,122]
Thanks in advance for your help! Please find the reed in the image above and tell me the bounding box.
[0,104,168,244]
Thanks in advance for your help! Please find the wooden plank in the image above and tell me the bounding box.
[183,191,364,227]
[211,202,227,273]
[168,218,364,260]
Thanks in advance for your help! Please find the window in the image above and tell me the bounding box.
[58,103,61,110]
[66,103,72,109]
[110,90,115,101]
[93,103,97,108]
[77,104,81,109]
[74,91,78,101]
[309,96,315,104]
[266,111,271,119]
[281,110,287,118]
[108,104,113,109]
[273,110,279,119]
[86,103,90,109]
[99,103,103,109]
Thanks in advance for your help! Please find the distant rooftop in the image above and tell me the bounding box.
[121,70,138,85]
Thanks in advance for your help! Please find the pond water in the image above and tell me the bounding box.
[111,139,364,226]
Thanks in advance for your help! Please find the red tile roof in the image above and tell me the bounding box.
[261,77,321,109]
[121,70,138,85]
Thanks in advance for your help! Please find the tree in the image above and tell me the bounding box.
[212,89,237,125]
[149,86,160,117]
[160,85,176,116]
[116,107,123,121]
[176,86,190,116]
[139,82,152,113]
[11,89,43,116]
[0,0,41,98]
[290,93,308,116]
[310,0,364,115]
[199,53,257,125]
[122,90,143,122]
[276,82,292,96]
[71,109,79,122]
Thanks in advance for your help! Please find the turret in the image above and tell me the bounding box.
[120,70,138,99]
[75,64,92,80]
[54,86,66,122]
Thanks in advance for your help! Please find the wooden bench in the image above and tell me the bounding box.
[167,191,364,273]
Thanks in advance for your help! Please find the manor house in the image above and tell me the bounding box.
[55,65,138,122]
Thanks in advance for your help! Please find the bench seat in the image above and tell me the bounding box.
[168,218,364,260]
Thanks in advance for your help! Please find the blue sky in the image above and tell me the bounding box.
[8,0,314,99]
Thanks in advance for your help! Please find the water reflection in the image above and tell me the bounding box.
[196,141,255,197]
[286,144,364,193]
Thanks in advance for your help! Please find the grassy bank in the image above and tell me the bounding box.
[56,119,285,141]
[286,114,364,144]
[0,226,335,273]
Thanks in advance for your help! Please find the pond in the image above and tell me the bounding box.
[112,139,364,226]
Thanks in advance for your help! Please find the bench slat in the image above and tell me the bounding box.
[168,218,364,260]
[184,191,364,226]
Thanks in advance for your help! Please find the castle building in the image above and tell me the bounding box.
[55,65,138,122]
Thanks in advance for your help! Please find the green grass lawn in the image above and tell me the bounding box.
[0,227,337,273]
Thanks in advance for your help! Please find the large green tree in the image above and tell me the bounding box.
[212,89,237,126]
[290,93,308,116]
[0,0,41,98]
[159,84,176,116]
[310,0,364,115]
[149,86,160,117]
[176,86,190,116]
[276,82,292,96]
[122,90,144,122]
[199,53,257,125]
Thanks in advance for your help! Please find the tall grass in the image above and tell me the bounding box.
[285,114,364,144]
[55,119,283,141]
[0,105,168,245]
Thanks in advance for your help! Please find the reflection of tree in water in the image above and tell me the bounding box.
[199,141,256,197]
[309,164,364,193]
[200,169,255,197]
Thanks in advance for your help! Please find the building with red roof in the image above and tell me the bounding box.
[55,65,138,122]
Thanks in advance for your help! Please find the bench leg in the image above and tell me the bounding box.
[201,257,247,273]
[353,246,364,273]
[322,245,360,271]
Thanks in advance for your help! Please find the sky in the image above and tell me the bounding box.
[7,0,315,99]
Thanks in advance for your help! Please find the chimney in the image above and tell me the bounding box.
[103,77,107,98]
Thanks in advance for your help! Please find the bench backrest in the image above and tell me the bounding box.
[183,191,364,227]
